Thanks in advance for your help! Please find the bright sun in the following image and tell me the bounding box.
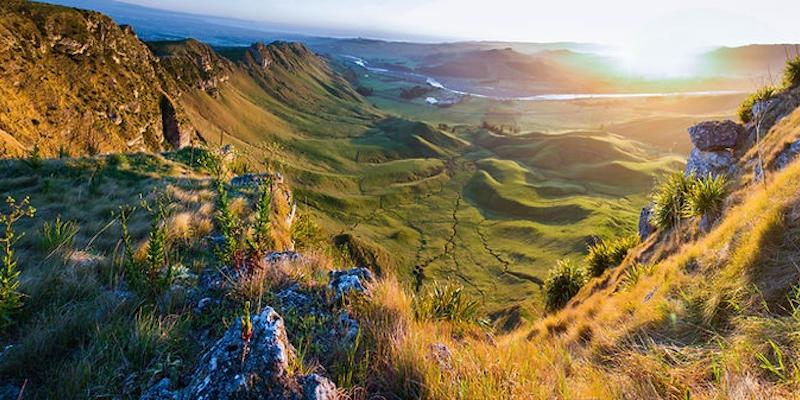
[615,45,702,79]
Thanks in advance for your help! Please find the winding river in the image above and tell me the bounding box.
[343,55,742,102]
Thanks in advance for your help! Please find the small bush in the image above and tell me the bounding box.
[650,172,695,229]
[246,179,272,256]
[213,178,241,265]
[24,143,43,170]
[586,235,639,277]
[684,174,728,219]
[738,86,775,123]
[0,196,36,331]
[413,282,482,324]
[783,56,800,89]
[40,215,79,252]
[544,259,587,311]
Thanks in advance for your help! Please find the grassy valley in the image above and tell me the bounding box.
[4,1,800,398]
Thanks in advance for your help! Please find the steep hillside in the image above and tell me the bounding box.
[0,0,191,156]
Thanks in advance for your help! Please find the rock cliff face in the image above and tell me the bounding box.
[0,0,193,156]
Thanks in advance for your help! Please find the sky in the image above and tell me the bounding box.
[116,0,800,48]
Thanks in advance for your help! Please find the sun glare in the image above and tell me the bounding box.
[616,45,702,78]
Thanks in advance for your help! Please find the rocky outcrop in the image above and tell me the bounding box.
[328,268,374,301]
[685,148,737,178]
[771,138,800,170]
[0,1,194,155]
[750,91,800,134]
[684,120,745,177]
[141,307,338,400]
[688,120,745,151]
[159,95,188,149]
[638,205,655,241]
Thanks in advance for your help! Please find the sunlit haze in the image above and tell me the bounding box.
[111,0,800,78]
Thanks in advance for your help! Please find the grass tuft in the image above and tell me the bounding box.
[586,235,639,277]
[413,282,482,324]
[684,174,728,219]
[783,56,800,89]
[544,259,587,311]
[650,172,695,230]
[39,215,79,252]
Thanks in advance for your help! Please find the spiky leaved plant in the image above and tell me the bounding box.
[650,172,696,230]
[783,56,800,89]
[213,177,241,265]
[585,234,639,277]
[412,282,482,325]
[544,259,587,311]
[684,174,728,220]
[0,196,36,331]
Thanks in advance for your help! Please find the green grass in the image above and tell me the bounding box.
[585,234,639,277]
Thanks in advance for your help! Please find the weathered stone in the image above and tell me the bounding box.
[139,378,178,400]
[230,173,271,188]
[265,251,302,264]
[333,312,360,343]
[772,138,800,171]
[328,268,374,301]
[179,306,298,400]
[638,204,655,241]
[299,374,338,400]
[140,306,339,400]
[685,148,736,178]
[688,120,744,151]
[276,284,313,311]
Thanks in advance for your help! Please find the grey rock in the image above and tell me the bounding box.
[140,378,178,400]
[328,268,374,301]
[334,312,360,343]
[299,374,338,400]
[0,383,20,400]
[180,307,298,400]
[773,139,800,171]
[230,173,271,188]
[638,204,655,241]
[276,284,312,311]
[685,148,736,178]
[265,251,302,264]
[688,120,744,151]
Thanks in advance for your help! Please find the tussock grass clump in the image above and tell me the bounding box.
[413,282,482,324]
[738,86,776,123]
[39,215,79,252]
[586,235,639,277]
[684,174,728,219]
[619,262,655,291]
[544,259,587,311]
[784,56,800,89]
[650,172,695,229]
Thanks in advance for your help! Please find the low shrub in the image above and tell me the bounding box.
[684,174,728,219]
[738,86,776,123]
[586,235,639,277]
[544,259,587,311]
[0,196,36,331]
[24,144,43,170]
[413,282,482,324]
[784,56,800,89]
[650,172,696,229]
[40,215,79,252]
